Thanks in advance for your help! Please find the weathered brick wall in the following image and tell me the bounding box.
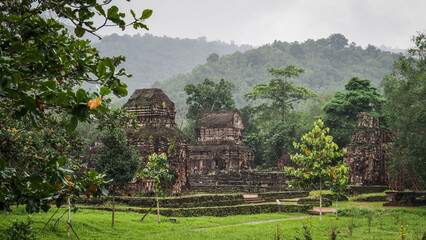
[187,171,294,193]
[344,112,385,186]
[123,89,190,194]
[190,110,254,174]
[189,145,253,174]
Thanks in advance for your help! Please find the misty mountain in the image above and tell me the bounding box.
[93,33,251,94]
[153,34,400,118]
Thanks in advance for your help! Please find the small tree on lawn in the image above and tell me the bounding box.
[326,163,349,219]
[285,119,346,223]
[95,129,140,227]
[141,153,173,223]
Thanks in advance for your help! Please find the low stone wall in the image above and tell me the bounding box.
[348,185,388,195]
[160,203,312,217]
[258,191,309,201]
[81,203,312,217]
[297,197,332,207]
[353,195,387,202]
[77,194,246,208]
[323,194,348,201]
[384,191,426,206]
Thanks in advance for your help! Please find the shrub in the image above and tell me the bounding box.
[337,207,373,217]
[1,218,37,240]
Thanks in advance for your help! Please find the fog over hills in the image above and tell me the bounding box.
[93,33,251,95]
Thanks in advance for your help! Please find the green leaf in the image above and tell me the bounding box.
[107,6,119,19]
[97,61,106,77]
[104,57,115,72]
[130,9,136,18]
[65,116,78,132]
[96,104,109,113]
[6,15,21,21]
[141,9,153,19]
[100,86,111,96]
[112,84,128,97]
[95,5,106,16]
[76,89,89,103]
[75,26,85,38]
[72,104,89,120]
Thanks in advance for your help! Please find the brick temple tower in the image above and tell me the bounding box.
[189,110,254,174]
[124,88,190,193]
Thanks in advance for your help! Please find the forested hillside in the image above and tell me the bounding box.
[94,33,251,92]
[154,34,400,113]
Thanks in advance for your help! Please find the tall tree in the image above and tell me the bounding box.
[245,65,316,122]
[285,119,346,223]
[0,1,151,213]
[184,78,235,121]
[322,77,385,148]
[327,33,349,49]
[141,153,173,224]
[381,32,426,188]
[95,129,140,227]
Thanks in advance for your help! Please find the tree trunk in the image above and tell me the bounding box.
[112,193,115,227]
[156,196,160,223]
[67,197,71,237]
[319,177,322,223]
[141,202,156,222]
[335,198,338,219]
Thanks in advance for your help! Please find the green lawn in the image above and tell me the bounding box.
[1,203,425,239]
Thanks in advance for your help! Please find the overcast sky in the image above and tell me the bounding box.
[98,0,426,49]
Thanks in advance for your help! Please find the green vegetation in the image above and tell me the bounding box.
[141,153,173,223]
[0,204,424,239]
[285,119,347,222]
[381,32,426,189]
[154,33,399,120]
[322,76,385,148]
[95,129,140,227]
[245,65,316,123]
[185,78,236,121]
[183,78,236,143]
[94,34,251,91]
[0,0,151,213]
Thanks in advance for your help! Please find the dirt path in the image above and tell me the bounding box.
[191,215,310,231]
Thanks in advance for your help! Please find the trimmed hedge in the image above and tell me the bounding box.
[159,204,312,217]
[80,203,312,217]
[297,197,332,207]
[348,186,388,194]
[258,191,309,202]
[323,194,348,201]
[353,195,387,202]
[77,194,246,208]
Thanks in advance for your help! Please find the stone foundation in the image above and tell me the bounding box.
[187,171,293,193]
[384,191,426,206]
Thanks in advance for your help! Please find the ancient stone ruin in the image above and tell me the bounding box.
[124,89,190,194]
[189,110,254,174]
[344,112,386,186]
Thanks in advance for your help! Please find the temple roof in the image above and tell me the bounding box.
[123,88,175,109]
[195,109,242,129]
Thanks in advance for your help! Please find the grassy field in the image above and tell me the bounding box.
[0,202,425,239]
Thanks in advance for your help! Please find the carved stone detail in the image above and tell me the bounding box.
[189,110,254,174]
[344,112,385,186]
[124,89,190,194]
